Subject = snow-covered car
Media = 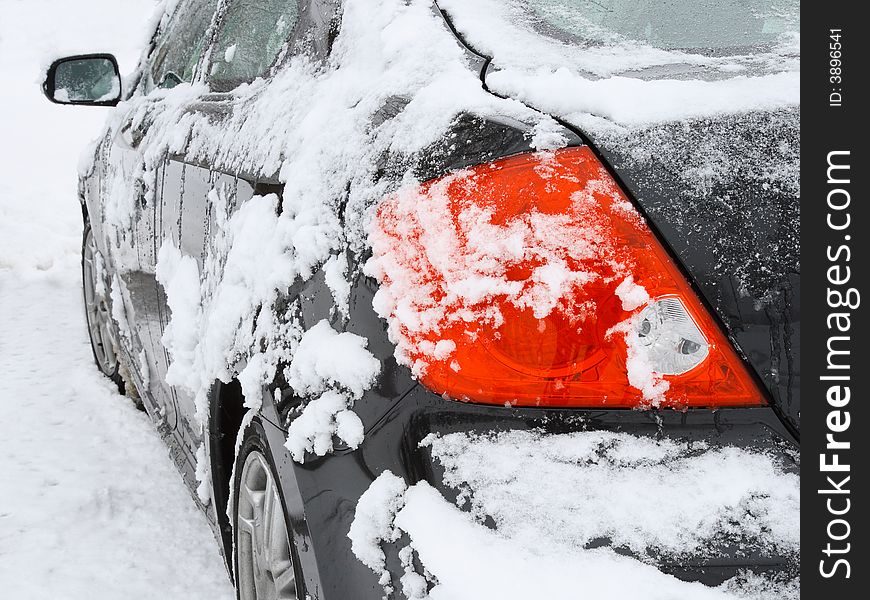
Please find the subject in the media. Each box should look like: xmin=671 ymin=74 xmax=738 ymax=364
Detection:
xmin=44 ymin=0 xmax=799 ymax=598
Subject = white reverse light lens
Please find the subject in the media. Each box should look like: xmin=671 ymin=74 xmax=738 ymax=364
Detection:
xmin=635 ymin=297 xmax=709 ymax=375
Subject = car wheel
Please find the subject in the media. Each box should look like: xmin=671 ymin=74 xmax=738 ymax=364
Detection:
xmin=233 ymin=421 xmax=299 ymax=600
xmin=82 ymin=224 xmax=125 ymax=393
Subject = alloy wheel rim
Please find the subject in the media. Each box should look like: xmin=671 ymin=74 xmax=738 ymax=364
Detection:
xmin=237 ymin=450 xmax=296 ymax=600
xmin=83 ymin=230 xmax=118 ymax=375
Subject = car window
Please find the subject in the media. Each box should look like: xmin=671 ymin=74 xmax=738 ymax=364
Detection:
xmin=150 ymin=0 xmax=218 ymax=90
xmin=208 ymin=0 xmax=300 ymax=91
xmin=520 ymin=0 xmax=799 ymax=53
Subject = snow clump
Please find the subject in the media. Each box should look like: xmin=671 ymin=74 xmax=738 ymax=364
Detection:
xmin=347 ymin=470 xmax=409 ymax=594
xmin=283 ymin=319 xmax=381 ymax=461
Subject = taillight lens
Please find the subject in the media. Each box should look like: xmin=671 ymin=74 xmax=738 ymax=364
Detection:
xmin=366 ymin=146 xmax=766 ymax=409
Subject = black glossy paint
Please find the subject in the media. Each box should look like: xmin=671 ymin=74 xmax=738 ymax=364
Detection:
xmin=65 ymin=0 xmax=799 ymax=597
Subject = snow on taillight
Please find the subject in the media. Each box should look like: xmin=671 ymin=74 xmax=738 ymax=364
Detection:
xmin=365 ymin=146 xmax=766 ymax=409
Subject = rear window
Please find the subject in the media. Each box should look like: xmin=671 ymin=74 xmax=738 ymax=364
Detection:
xmin=208 ymin=0 xmax=300 ymax=91
xmin=523 ymin=0 xmax=799 ymax=53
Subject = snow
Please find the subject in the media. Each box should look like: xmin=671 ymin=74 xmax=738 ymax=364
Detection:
xmin=528 ymin=118 xmax=568 ymax=151
xmin=0 ymin=271 xmax=233 ymax=599
xmin=151 ymin=189 xmax=306 ymax=427
xmin=0 ymin=0 xmax=232 ymax=597
xmin=439 ymin=0 xmax=799 ymax=126
xmin=487 ymin=69 xmax=799 ymax=127
xmin=109 ymin=273 xmax=133 ymax=343
xmin=351 ymin=431 xmax=799 ymax=600
xmin=607 ymin=312 xmax=670 ymax=403
xmin=155 ymin=240 xmax=203 ymax=394
xmin=324 ymin=251 xmax=352 ymax=318
xmin=284 ymin=389 xmax=363 ymax=460
xmin=624 ymin=329 xmax=671 ymax=402
xmin=283 ymin=320 xmax=380 ymax=461
xmin=424 ymin=431 xmax=799 ymax=558
xmin=393 ymin=481 xmax=734 ymax=600
xmin=615 ymin=275 xmax=649 ymax=311
xmin=125 ymin=0 xmax=557 ymax=465
xmin=347 ymin=469 xmax=408 ymax=592
xmin=223 ymin=43 xmax=237 ymax=64
xmin=285 ymin=319 xmax=381 ymax=400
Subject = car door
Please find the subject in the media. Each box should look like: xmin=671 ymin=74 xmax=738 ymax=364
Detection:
xmin=151 ymin=0 xmax=304 ymax=459
xmin=101 ymin=0 xmax=217 ymax=439
xmin=157 ymin=161 xmax=258 ymax=463
xmin=144 ymin=0 xmax=223 ymax=482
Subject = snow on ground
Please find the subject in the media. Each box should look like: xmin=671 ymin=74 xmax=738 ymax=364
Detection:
xmin=0 ymin=270 xmax=233 ymax=598
xmin=0 ymin=1 xmax=232 ymax=597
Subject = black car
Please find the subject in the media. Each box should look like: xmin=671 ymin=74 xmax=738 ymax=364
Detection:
xmin=44 ymin=0 xmax=799 ymax=598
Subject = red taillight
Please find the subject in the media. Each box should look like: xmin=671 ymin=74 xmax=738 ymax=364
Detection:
xmin=367 ymin=146 xmax=766 ymax=409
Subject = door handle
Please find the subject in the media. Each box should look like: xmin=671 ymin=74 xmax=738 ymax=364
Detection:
xmin=118 ymin=116 xmax=150 ymax=149
xmin=134 ymin=177 xmax=147 ymax=209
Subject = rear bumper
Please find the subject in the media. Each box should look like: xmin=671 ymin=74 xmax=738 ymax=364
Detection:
xmin=265 ymin=385 xmax=798 ymax=599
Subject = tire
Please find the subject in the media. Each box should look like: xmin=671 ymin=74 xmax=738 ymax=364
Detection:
xmin=233 ymin=419 xmax=301 ymax=600
xmin=81 ymin=224 xmax=125 ymax=393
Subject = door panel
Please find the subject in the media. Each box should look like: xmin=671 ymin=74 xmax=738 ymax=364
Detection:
xmin=156 ymin=159 xmax=206 ymax=460
xmin=154 ymin=159 xmax=192 ymax=454
xmin=154 ymin=159 xmax=258 ymax=459
xmin=179 ymin=160 xmax=212 ymax=272
xmin=99 ymin=117 xmax=179 ymax=430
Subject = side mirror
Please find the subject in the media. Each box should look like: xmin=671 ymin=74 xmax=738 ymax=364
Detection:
xmin=43 ymin=54 xmax=122 ymax=106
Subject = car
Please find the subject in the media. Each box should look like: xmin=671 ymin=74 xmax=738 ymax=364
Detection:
xmin=44 ymin=0 xmax=799 ymax=598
